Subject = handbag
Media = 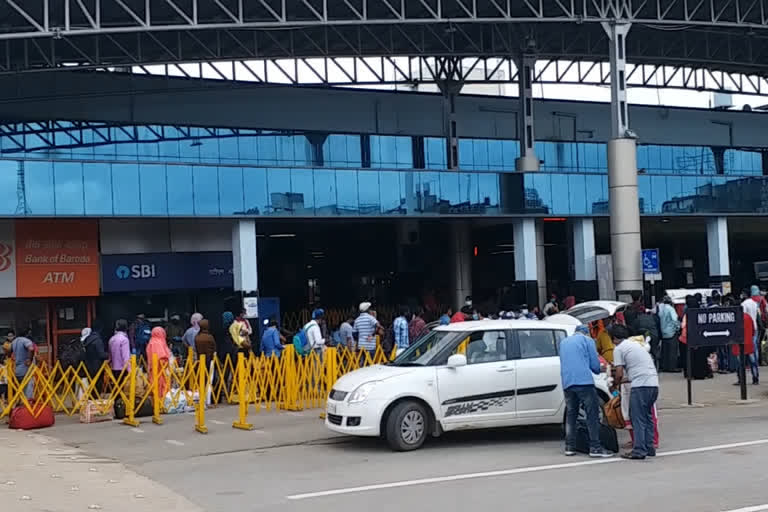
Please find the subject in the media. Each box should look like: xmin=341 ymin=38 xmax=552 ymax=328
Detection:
xmin=602 ymin=394 xmax=625 ymax=429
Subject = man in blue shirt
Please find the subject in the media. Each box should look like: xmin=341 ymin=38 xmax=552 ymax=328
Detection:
xmin=439 ymin=306 xmax=452 ymax=326
xmin=260 ymin=319 xmax=283 ymax=358
xmin=393 ymin=306 xmax=410 ymax=352
xmin=559 ymin=325 xmax=613 ymax=458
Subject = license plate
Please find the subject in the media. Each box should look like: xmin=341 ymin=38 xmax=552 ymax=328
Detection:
xmin=327 ymin=403 xmax=337 ymax=415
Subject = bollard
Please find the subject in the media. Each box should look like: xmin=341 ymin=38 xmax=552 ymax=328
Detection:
xmin=282 ymin=345 xmax=300 ymax=411
xmin=232 ymin=353 xmax=254 ymax=430
xmin=195 ymin=355 xmax=208 ymax=434
xmin=151 ymin=354 xmax=163 ymax=425
xmin=325 ymin=347 xmax=338 ymax=398
xmin=123 ymin=355 xmax=139 ymax=427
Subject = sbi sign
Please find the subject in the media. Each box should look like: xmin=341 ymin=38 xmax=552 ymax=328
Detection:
xmin=116 ymin=264 xmax=157 ymax=280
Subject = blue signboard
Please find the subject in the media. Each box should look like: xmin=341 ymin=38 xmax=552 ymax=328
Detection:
xmin=642 ymin=249 xmax=660 ymax=274
xmin=102 ymin=252 xmax=233 ymax=292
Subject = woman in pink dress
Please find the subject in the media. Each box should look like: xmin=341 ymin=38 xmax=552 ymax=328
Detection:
xmin=146 ymin=327 xmax=171 ymax=398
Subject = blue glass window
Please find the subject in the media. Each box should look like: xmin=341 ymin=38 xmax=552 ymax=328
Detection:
xmin=193 ymin=166 xmax=220 ymax=215
xmin=83 ymin=162 xmax=113 ymax=215
xmin=111 ymin=163 xmax=140 ymax=215
xmin=0 ymin=160 xmax=18 ymax=215
xmin=166 ymin=165 xmax=194 ymax=216
xmin=139 ymin=164 xmax=168 ymax=216
xmin=53 ymin=161 xmax=84 ymax=215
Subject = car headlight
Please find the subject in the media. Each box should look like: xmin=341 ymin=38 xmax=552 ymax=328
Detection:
xmin=348 ymin=381 xmax=379 ymax=404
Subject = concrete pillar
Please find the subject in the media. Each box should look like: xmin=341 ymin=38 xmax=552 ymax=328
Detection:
xmin=232 ymin=220 xmax=258 ymax=294
xmin=437 ymin=80 xmax=463 ymax=170
xmin=515 ymin=54 xmax=540 ymax=172
xmin=535 ymin=221 xmax=547 ymax=309
xmin=450 ymin=221 xmax=472 ymax=310
xmin=707 ymin=217 xmax=731 ymax=292
xmin=572 ymin=218 xmax=598 ymax=301
xmin=514 ymin=218 xmax=539 ymax=307
xmin=604 ymin=21 xmax=642 ymax=300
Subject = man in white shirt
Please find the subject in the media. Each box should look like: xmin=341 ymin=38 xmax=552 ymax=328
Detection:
xmin=304 ymin=309 xmax=325 ymax=354
xmin=609 ymin=324 xmax=659 ymax=460
xmin=742 ymin=293 xmax=758 ymax=331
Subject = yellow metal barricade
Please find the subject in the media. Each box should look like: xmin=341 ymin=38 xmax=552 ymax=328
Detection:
xmin=195 ymin=354 xmax=208 ymax=434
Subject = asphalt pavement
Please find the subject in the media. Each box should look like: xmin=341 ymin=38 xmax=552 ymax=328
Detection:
xmin=5 ymin=372 xmax=768 ymax=512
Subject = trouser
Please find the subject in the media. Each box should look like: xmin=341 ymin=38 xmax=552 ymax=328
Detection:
xmin=358 ymin=349 xmax=377 ymax=367
xmin=564 ymin=385 xmax=601 ymax=454
xmin=660 ymin=337 xmax=679 ymax=371
xmin=629 ymin=386 xmax=659 ymax=457
xmin=736 ymin=352 xmax=760 ymax=382
xmin=15 ymin=371 xmax=34 ymax=400
xmin=717 ymin=345 xmax=731 ymax=372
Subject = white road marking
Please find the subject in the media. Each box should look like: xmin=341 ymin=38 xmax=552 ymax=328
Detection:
xmin=130 ymin=429 xmax=144 ymax=434
xmin=165 ymin=440 xmax=185 ymax=446
xmin=721 ymin=505 xmax=768 ymax=512
xmin=286 ymin=438 xmax=768 ymax=501
xmin=211 ymin=420 xmax=226 ymax=425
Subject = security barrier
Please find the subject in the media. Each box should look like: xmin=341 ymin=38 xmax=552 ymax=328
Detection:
xmin=0 ymin=342 xmax=395 ymax=433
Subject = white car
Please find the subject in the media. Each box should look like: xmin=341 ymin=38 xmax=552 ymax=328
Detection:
xmin=325 ymin=319 xmax=612 ymax=451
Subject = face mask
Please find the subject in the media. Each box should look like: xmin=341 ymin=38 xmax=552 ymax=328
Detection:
xmin=522 ymin=309 xmax=529 ymax=315
xmin=472 ymin=314 xmax=479 ymax=320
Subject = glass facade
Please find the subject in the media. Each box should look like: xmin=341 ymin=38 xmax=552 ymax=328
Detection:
xmin=0 ymin=121 xmax=765 ymax=217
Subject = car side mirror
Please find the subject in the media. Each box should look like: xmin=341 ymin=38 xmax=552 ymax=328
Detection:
xmin=447 ymin=354 xmax=467 ymax=368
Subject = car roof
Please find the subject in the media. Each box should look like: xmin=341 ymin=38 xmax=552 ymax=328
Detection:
xmin=434 ymin=319 xmax=568 ymax=331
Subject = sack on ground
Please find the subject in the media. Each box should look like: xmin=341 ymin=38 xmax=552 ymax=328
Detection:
xmin=80 ymin=399 xmax=114 ymax=424
xmin=602 ymin=395 xmax=625 ymax=429
xmin=114 ymin=396 xmax=153 ymax=419
xmin=9 ymin=403 xmax=55 ymax=430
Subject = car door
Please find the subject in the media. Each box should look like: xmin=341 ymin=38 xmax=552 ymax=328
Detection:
xmin=436 ymin=329 xmax=517 ymax=429
xmin=512 ymin=328 xmax=567 ymax=419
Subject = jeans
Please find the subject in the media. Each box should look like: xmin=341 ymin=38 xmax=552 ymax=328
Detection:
xmin=737 ymin=352 xmax=760 ymax=382
xmin=629 ymin=386 xmax=659 ymax=457
xmin=15 ymin=371 xmax=34 ymax=400
xmin=564 ymin=385 xmax=601 ymax=453
xmin=717 ymin=345 xmax=730 ymax=372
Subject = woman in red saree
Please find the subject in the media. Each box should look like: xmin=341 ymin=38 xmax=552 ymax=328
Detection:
xmin=146 ymin=327 xmax=171 ymax=398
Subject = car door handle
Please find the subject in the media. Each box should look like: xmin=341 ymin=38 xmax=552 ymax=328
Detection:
xmin=496 ymin=366 xmax=515 ymax=373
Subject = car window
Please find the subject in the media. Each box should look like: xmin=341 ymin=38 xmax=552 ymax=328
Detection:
xmin=554 ymin=330 xmax=566 ymax=351
xmin=465 ymin=330 xmax=508 ymax=365
xmin=517 ymin=330 xmax=557 ymax=359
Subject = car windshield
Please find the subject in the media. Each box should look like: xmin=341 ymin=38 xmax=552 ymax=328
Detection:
xmin=390 ymin=329 xmax=461 ymax=366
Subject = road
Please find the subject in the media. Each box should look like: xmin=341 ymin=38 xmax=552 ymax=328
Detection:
xmin=6 ymin=373 xmax=768 ymax=512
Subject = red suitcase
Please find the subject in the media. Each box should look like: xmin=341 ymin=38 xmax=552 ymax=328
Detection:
xmin=9 ymin=403 xmax=55 ymax=430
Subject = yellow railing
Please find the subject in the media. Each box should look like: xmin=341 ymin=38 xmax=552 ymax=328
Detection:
xmin=0 ymin=342 xmax=396 ymax=433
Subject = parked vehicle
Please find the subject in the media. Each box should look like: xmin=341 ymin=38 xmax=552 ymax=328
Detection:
xmin=325 ymin=319 xmax=613 ymax=451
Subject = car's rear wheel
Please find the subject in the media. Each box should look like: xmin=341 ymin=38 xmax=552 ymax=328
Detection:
xmin=385 ymin=401 xmax=428 ymax=451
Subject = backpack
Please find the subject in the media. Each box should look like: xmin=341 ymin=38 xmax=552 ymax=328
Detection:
xmin=134 ymin=322 xmax=152 ymax=354
xmin=293 ymin=323 xmax=315 ymax=356
xmin=602 ymin=395 xmax=625 ymax=430
xmin=59 ymin=337 xmax=86 ymax=369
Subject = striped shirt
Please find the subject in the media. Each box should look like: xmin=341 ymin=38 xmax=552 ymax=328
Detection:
xmin=393 ymin=316 xmax=409 ymax=349
xmin=354 ymin=313 xmax=379 ymax=352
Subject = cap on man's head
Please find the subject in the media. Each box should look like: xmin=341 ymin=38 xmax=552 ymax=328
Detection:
xmin=312 ymin=308 xmax=325 ymax=319
xmin=575 ymin=325 xmax=590 ymax=335
xmin=751 ymin=285 xmax=761 ymax=296
xmin=359 ymin=302 xmax=371 ymax=313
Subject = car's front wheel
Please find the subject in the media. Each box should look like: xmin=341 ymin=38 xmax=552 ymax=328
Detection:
xmin=385 ymin=401 xmax=429 ymax=451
